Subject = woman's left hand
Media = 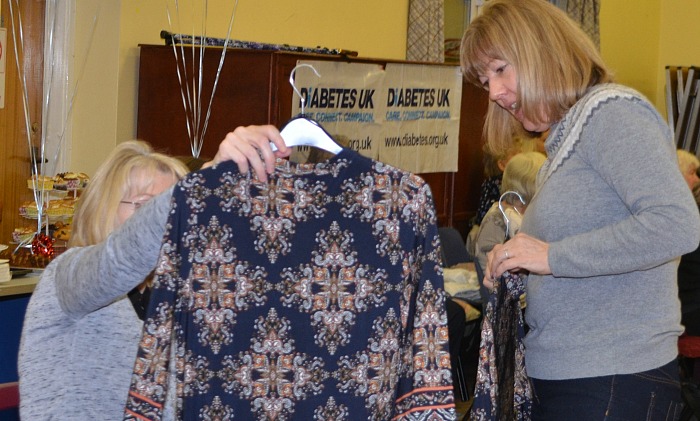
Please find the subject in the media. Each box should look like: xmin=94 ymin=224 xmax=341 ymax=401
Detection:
xmin=483 ymin=232 xmax=551 ymax=289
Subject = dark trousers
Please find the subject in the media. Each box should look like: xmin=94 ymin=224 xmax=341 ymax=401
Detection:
xmin=531 ymin=360 xmax=684 ymax=420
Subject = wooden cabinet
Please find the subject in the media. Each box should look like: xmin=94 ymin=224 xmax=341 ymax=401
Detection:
xmin=0 ymin=0 xmax=46 ymax=247
xmin=136 ymin=45 xmax=487 ymax=236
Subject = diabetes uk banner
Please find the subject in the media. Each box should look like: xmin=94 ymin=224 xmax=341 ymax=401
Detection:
xmin=379 ymin=63 xmax=462 ymax=173
xmin=289 ymin=61 xmax=385 ymax=163
xmin=289 ymin=60 xmax=462 ymax=173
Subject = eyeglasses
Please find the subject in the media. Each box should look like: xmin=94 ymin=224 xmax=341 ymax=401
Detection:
xmin=119 ymin=200 xmax=147 ymax=209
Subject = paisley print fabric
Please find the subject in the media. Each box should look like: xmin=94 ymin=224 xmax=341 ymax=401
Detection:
xmin=470 ymin=271 xmax=531 ymax=421
xmin=124 ymin=149 xmax=456 ymax=420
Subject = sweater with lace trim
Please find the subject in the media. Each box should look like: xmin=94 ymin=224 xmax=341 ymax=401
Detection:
xmin=521 ymin=84 xmax=700 ymax=380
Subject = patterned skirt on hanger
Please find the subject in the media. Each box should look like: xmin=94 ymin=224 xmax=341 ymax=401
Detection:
xmin=470 ymin=271 xmax=532 ymax=421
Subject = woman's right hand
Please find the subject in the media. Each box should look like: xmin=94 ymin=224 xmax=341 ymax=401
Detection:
xmin=204 ymin=125 xmax=292 ymax=182
xmin=483 ymin=232 xmax=551 ymax=289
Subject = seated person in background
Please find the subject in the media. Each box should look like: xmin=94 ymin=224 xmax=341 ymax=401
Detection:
xmin=466 ymin=134 xmax=542 ymax=258
xmin=679 ymin=183 xmax=700 ymax=336
xmin=677 ymin=149 xmax=700 ymax=190
xmin=473 ymin=151 xmax=546 ymax=301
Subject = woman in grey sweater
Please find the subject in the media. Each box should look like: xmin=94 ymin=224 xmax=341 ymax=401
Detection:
xmin=461 ymin=0 xmax=700 ymax=419
xmin=18 ymin=127 xmax=290 ymax=420
xmin=19 ymin=141 xmax=188 ymax=420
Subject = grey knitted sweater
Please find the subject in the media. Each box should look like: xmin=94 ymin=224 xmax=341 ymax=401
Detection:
xmin=521 ymin=84 xmax=700 ymax=380
xmin=18 ymin=191 xmax=172 ymax=420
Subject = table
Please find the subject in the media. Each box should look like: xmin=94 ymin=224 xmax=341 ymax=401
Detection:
xmin=0 ymin=274 xmax=40 ymax=297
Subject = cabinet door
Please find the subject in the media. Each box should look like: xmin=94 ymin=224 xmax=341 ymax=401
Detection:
xmin=0 ymin=0 xmax=46 ymax=246
xmin=137 ymin=45 xmax=275 ymax=159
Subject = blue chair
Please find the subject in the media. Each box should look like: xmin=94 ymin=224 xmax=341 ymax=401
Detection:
xmin=438 ymin=227 xmax=471 ymax=267
xmin=438 ymin=227 xmax=482 ymax=402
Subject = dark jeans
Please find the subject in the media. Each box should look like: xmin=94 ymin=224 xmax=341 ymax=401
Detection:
xmin=531 ymin=360 xmax=684 ymax=421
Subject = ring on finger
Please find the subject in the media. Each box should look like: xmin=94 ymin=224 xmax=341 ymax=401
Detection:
xmin=504 ymin=249 xmax=510 ymax=259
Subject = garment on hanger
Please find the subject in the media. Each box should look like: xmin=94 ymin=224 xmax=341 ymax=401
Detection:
xmin=123 ymin=149 xmax=456 ymax=420
xmin=470 ymin=270 xmax=531 ymax=421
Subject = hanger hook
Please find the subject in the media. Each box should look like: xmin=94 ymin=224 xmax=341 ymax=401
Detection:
xmin=289 ymin=63 xmax=321 ymax=115
xmin=498 ymin=190 xmax=526 ymax=239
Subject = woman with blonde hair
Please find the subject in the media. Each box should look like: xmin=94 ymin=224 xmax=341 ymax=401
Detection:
xmin=462 ymin=0 xmax=699 ymax=418
xmin=473 ymin=151 xmax=545 ymax=302
xmin=19 ymin=129 xmax=290 ymax=420
xmin=19 ymin=141 xmax=188 ymax=419
xmin=69 ymin=141 xmax=187 ymax=246
xmin=466 ymin=134 xmax=540 ymax=257
xmin=476 ymin=134 xmax=538 ymax=221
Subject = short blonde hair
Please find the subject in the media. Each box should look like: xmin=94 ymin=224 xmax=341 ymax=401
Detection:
xmin=460 ymin=0 xmax=612 ymax=154
xmin=677 ymin=149 xmax=700 ymax=176
xmin=501 ymin=151 xmax=546 ymax=204
xmin=69 ymin=141 xmax=188 ymax=247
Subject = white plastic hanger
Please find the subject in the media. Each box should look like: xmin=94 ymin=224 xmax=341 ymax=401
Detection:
xmin=272 ymin=64 xmax=342 ymax=154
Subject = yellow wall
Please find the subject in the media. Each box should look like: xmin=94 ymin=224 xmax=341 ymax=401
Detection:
xmin=599 ymin=0 xmax=660 ymax=105
xmin=74 ymin=0 xmax=409 ymax=175
xmin=72 ymin=0 xmax=700 ymax=175
xmin=72 ymin=0 xmax=122 ymax=176
xmin=657 ymin=0 xmax=700 ymax=119
xmin=444 ymin=0 xmax=468 ymax=41
xmin=600 ymin=0 xmax=700 ymax=119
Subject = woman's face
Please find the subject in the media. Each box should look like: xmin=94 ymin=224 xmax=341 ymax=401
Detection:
xmin=685 ymin=165 xmax=700 ymax=189
xmin=478 ymin=58 xmax=551 ymax=133
xmin=116 ymin=169 xmax=178 ymax=226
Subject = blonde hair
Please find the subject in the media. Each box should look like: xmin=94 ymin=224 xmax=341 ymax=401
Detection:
xmin=677 ymin=149 xmax=700 ymax=176
xmin=482 ymin=133 xmax=539 ymax=178
xmin=69 ymin=141 xmax=188 ymax=247
xmin=460 ymin=0 xmax=612 ymax=153
xmin=501 ymin=151 xmax=546 ymax=204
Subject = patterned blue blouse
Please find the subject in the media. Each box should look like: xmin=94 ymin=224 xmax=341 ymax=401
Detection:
xmin=124 ymin=149 xmax=456 ymax=420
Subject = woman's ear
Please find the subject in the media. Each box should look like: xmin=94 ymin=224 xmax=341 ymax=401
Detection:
xmin=497 ymin=159 xmax=508 ymax=172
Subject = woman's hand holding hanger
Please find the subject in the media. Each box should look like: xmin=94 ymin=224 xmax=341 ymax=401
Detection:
xmin=483 ymin=233 xmax=552 ymax=290
xmin=204 ymin=125 xmax=292 ymax=182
